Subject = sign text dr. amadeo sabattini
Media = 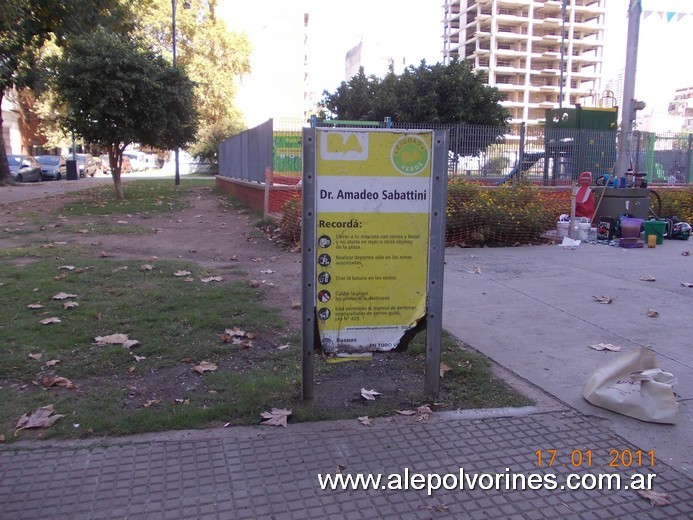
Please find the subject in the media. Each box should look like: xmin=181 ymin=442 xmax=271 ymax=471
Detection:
xmin=314 ymin=129 xmax=433 ymax=353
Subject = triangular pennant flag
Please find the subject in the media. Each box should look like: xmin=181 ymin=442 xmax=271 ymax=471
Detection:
xmin=666 ymin=11 xmax=675 ymax=22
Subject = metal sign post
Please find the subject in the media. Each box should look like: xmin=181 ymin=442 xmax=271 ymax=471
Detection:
xmin=302 ymin=128 xmax=448 ymax=400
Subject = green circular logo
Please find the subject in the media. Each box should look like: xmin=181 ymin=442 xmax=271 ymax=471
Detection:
xmin=391 ymin=135 xmax=429 ymax=175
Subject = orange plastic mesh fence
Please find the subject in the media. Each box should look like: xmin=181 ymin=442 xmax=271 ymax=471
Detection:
xmin=267 ymin=179 xmax=575 ymax=247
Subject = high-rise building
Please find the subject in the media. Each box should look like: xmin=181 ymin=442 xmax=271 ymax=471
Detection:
xmin=443 ymin=0 xmax=606 ymax=124
xmin=668 ymin=86 xmax=693 ymax=132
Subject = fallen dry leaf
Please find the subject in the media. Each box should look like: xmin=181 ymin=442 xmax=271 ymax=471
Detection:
xmin=593 ymin=295 xmax=616 ymax=304
xmin=469 ymin=265 xmax=482 ymax=274
xmin=41 ymin=376 xmax=77 ymax=389
xmin=638 ymin=489 xmax=671 ymax=507
xmin=589 ymin=343 xmax=621 ymax=352
xmin=123 ymin=339 xmax=141 ymax=349
xmin=173 ymin=270 xmax=192 ymax=277
xmin=647 ymin=309 xmax=659 ymax=318
xmin=45 ymin=359 xmax=60 ymax=367
xmin=52 ymin=292 xmax=77 ymax=300
xmin=639 ymin=275 xmax=656 ymax=282
xmin=230 ymin=255 xmax=239 ymax=261
xmin=141 ymin=399 xmax=162 ymax=408
xmin=291 ymin=300 xmax=301 ymax=309
xmin=139 ymin=264 xmax=155 ymax=271
xmin=249 ymin=279 xmax=261 ymax=288
xmin=16 ymin=405 xmax=64 ymax=430
xmin=28 ymin=353 xmax=43 ymax=360
xmin=127 ymin=366 xmax=136 ymax=374
xmin=201 ymin=276 xmax=223 ymax=283
xmin=63 ymin=301 xmax=79 ymax=309
xmin=277 ymin=344 xmax=290 ymax=350
xmin=260 ymin=269 xmax=275 ymax=274
xmin=682 ymin=282 xmax=693 ymax=288
xmin=54 ymin=273 xmax=68 ymax=280
xmin=336 ymin=464 xmax=347 ymax=474
xmin=358 ymin=416 xmax=372 ymax=426
xmin=361 ymin=388 xmax=382 ymax=401
xmin=417 ymin=405 xmax=433 ymax=415
xmin=113 ymin=266 xmax=128 ymax=272
xmin=0 ymin=434 xmax=4 ymax=443
xmin=59 ymin=265 xmax=75 ymax=271
xmin=682 ymin=251 xmax=690 ymax=256
xmin=192 ymin=361 xmax=218 ymax=374
xmin=396 ymin=410 xmax=416 ymax=416
xmin=94 ymin=333 xmax=130 ymax=345
xmin=133 ymin=355 xmax=146 ymax=362
xmin=440 ymin=363 xmax=452 ymax=378
xmin=26 ymin=303 xmax=44 ymax=309
xmin=40 ymin=317 xmax=61 ymax=325
xmin=260 ymin=408 xmax=292 ymax=427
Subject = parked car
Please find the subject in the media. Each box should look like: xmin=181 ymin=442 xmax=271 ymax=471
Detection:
xmin=119 ymin=155 xmax=133 ymax=174
xmin=34 ymin=155 xmax=66 ymax=180
xmin=100 ymin=154 xmax=132 ymax=174
xmin=123 ymin=152 xmax=144 ymax=171
xmin=7 ymin=154 xmax=42 ymax=182
xmin=99 ymin=154 xmax=110 ymax=174
xmin=76 ymin=153 xmax=98 ymax=177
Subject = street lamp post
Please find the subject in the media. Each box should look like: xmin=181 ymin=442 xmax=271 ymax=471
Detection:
xmin=559 ymin=0 xmax=568 ymax=109
xmin=171 ymin=0 xmax=190 ymax=186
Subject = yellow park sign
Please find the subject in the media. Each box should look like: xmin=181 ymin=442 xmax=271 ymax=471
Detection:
xmin=312 ymin=129 xmax=433 ymax=353
xmin=301 ymin=126 xmax=448 ymax=399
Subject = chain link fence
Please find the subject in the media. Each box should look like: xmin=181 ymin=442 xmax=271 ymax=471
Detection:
xmin=218 ymin=118 xmax=692 ymax=245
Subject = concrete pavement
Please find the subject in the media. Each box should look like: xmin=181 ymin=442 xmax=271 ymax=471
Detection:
xmin=1 ymin=409 xmax=691 ymax=519
xmin=442 ymin=239 xmax=693 ymax=476
xmin=1 ymin=182 xmax=692 ymax=517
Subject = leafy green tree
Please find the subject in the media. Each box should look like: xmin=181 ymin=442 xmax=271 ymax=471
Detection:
xmin=319 ymin=59 xmax=511 ymax=155
xmin=135 ymin=0 xmax=251 ymax=160
xmin=0 ymin=0 xmax=126 ymax=185
xmin=52 ymin=29 xmax=198 ymax=199
xmin=188 ymin=114 xmax=245 ymax=164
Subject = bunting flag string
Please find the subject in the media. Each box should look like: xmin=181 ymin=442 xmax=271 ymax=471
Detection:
xmin=639 ymin=0 xmax=693 ymax=19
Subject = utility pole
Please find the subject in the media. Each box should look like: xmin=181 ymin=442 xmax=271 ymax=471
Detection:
xmin=171 ymin=0 xmax=190 ymax=186
xmin=559 ymin=0 xmax=568 ymax=108
xmin=615 ymin=0 xmax=644 ymax=179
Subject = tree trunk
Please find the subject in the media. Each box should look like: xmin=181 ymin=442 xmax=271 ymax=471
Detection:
xmin=0 ymin=90 xmax=12 ymax=186
xmin=112 ymin=169 xmax=124 ymax=200
xmin=110 ymin=146 xmax=125 ymax=200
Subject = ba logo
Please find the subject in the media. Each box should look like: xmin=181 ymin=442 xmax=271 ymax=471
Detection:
xmin=391 ymin=135 xmax=429 ymax=175
xmin=320 ymin=132 xmax=368 ymax=161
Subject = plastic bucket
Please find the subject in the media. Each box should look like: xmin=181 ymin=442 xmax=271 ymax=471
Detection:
xmin=577 ymin=221 xmax=591 ymax=241
xmin=644 ymin=220 xmax=666 ymax=245
xmin=556 ymin=221 xmax=569 ymax=239
xmin=620 ymin=217 xmax=643 ymax=239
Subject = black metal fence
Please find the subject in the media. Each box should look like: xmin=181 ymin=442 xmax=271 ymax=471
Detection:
xmin=218 ymin=118 xmax=693 ymax=186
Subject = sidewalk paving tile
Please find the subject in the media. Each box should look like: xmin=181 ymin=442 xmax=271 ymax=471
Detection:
xmin=1 ymin=411 xmax=691 ymax=519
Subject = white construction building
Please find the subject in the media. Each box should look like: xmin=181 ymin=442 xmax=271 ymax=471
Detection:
xmin=443 ymin=0 xmax=606 ymax=124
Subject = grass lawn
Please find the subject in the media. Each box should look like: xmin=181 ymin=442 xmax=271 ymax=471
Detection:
xmin=0 ymin=179 xmax=532 ymax=441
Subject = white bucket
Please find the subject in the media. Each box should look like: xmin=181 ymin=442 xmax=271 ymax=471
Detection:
xmin=556 ymin=221 xmax=570 ymax=239
xmin=577 ymin=221 xmax=590 ymax=241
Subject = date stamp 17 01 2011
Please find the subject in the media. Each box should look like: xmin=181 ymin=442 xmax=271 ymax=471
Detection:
xmin=534 ymin=449 xmax=655 ymax=468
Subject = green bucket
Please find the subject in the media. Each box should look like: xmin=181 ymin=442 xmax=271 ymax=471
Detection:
xmin=644 ymin=220 xmax=666 ymax=245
